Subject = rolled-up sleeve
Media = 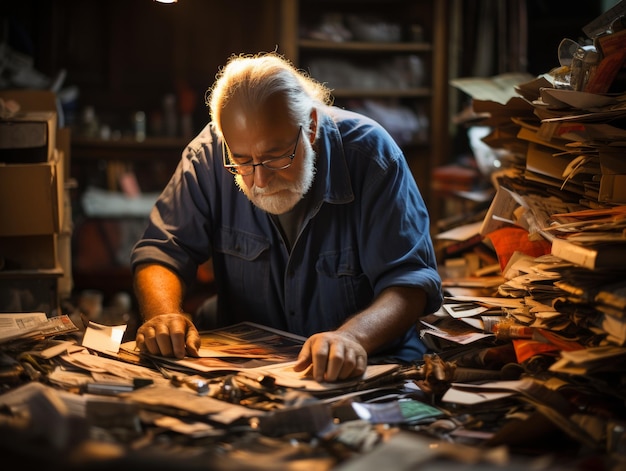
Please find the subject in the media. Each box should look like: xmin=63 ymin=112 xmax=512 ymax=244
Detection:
xmin=359 ymin=145 xmax=442 ymax=314
xmin=130 ymin=125 xmax=218 ymax=286
xmin=331 ymin=117 xmax=442 ymax=316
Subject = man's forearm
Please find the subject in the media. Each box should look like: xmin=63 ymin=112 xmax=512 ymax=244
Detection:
xmin=337 ymin=286 xmax=427 ymax=354
xmin=133 ymin=263 xmax=188 ymax=321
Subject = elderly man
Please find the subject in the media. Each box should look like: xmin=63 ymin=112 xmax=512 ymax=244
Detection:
xmin=131 ymin=52 xmax=442 ymax=382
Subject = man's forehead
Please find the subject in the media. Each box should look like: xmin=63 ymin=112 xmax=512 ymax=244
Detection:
xmin=221 ymin=94 xmax=292 ymax=141
xmin=223 ymin=93 xmax=289 ymax=124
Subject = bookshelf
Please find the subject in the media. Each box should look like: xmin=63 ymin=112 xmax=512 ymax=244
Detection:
xmin=278 ymin=0 xmax=450 ymax=222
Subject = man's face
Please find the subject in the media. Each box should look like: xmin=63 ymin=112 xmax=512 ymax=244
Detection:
xmin=220 ymin=94 xmax=316 ymax=215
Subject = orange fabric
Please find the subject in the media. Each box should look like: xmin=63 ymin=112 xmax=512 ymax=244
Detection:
xmin=512 ymin=338 xmax=560 ymax=364
xmin=196 ymin=260 xmax=215 ymax=284
xmin=486 ymin=226 xmax=552 ymax=272
xmin=512 ymin=329 xmax=584 ymax=364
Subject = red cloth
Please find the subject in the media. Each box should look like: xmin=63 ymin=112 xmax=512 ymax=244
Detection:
xmin=486 ymin=226 xmax=552 ymax=272
xmin=512 ymin=338 xmax=561 ymax=364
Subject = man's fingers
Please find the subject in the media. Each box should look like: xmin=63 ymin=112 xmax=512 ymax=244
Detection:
xmin=312 ymin=339 xmax=330 ymax=382
xmin=155 ymin=324 xmax=175 ymax=357
xmin=135 ymin=331 xmax=146 ymax=351
xmin=336 ymin=347 xmax=358 ymax=380
xmin=323 ymin=343 xmax=344 ymax=382
xmin=296 ymin=332 xmax=369 ymax=382
xmin=293 ymin=340 xmax=313 ymax=372
xmin=355 ymin=354 xmax=367 ymax=376
xmin=170 ymin=331 xmax=188 ymax=359
xmin=185 ymin=329 xmax=201 ymax=357
xmin=135 ymin=314 xmax=199 ymax=358
xmin=143 ymin=331 xmax=162 ymax=355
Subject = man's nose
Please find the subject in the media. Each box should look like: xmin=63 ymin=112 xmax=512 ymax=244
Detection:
xmin=252 ymin=164 xmax=272 ymax=187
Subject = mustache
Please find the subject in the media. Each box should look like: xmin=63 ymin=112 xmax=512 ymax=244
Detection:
xmin=252 ymin=183 xmax=293 ymax=196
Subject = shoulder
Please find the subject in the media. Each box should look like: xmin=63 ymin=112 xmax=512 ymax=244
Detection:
xmin=183 ymin=122 xmax=219 ymax=161
xmin=321 ymin=107 xmax=404 ymax=170
xmin=327 ymin=107 xmax=389 ymax=136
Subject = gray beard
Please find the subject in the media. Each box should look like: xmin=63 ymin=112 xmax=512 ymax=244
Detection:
xmin=235 ymin=139 xmax=316 ymax=215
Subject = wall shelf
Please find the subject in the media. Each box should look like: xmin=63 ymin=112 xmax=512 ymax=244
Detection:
xmin=298 ymin=38 xmax=433 ymax=53
xmin=280 ymin=0 xmax=450 ymax=223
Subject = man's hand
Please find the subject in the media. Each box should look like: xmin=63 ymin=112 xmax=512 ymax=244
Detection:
xmin=293 ymin=331 xmax=367 ymax=382
xmin=135 ymin=313 xmax=200 ymax=359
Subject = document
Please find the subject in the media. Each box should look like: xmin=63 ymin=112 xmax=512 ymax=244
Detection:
xmin=0 ymin=312 xmax=78 ymax=344
xmin=419 ymin=319 xmax=494 ymax=346
xmin=122 ymin=322 xmax=401 ymax=393
xmin=248 ymin=361 xmax=400 ymax=392
xmin=450 ymin=72 xmax=535 ymax=105
xmin=549 ymin=345 xmax=626 ymax=375
xmin=441 ymin=378 xmax=535 ymax=406
xmin=82 ymin=321 xmax=127 ymax=355
xmin=550 ymin=237 xmax=626 ymax=270
xmin=538 ymin=88 xmax=623 ymax=111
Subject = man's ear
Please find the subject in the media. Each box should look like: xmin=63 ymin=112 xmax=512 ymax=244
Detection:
xmin=308 ymin=108 xmax=318 ymax=144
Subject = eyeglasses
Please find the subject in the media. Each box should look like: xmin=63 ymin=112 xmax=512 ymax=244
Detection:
xmin=222 ymin=127 xmax=302 ymax=176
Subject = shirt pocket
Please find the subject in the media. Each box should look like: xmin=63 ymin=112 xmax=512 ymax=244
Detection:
xmin=315 ymin=248 xmax=371 ymax=326
xmin=214 ymin=227 xmax=271 ymax=311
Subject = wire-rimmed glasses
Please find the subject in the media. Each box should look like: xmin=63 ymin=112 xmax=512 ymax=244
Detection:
xmin=222 ymin=127 xmax=302 ymax=176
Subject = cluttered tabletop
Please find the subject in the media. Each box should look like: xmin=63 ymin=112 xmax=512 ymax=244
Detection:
xmin=0 ymin=311 xmax=624 ymax=471
xmin=4 ymin=3 xmax=626 ymax=469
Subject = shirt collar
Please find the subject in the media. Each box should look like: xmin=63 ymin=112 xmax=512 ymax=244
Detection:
xmin=311 ymin=110 xmax=355 ymax=206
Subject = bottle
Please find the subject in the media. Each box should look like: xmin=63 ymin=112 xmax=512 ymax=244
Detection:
xmin=80 ymin=106 xmax=99 ymax=138
xmin=163 ymin=94 xmax=178 ymax=137
xmin=581 ymin=50 xmax=600 ymax=92
xmin=570 ymin=45 xmax=599 ymax=91
xmin=492 ymin=322 xmax=533 ymax=341
xmin=134 ymin=111 xmax=146 ymax=142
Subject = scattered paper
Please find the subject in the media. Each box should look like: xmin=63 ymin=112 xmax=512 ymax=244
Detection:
xmin=82 ymin=321 xmax=127 ymax=355
xmin=0 ymin=313 xmax=78 ymax=344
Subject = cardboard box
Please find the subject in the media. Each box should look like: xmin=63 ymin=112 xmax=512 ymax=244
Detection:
xmin=0 ymin=234 xmax=60 ymax=270
xmin=0 ymin=148 xmax=65 ymax=236
xmin=0 ymin=111 xmax=57 ymax=164
xmin=0 ymin=270 xmax=62 ymax=316
xmin=57 ymin=126 xmax=71 ymax=182
xmin=0 ymin=89 xmax=57 ymax=112
xmin=0 ymin=90 xmax=70 ymax=306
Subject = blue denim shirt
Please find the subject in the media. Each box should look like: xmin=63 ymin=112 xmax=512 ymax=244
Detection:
xmin=131 ymin=107 xmax=443 ymax=362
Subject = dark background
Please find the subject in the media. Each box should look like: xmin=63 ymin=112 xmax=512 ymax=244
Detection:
xmin=0 ymin=0 xmax=609 ymax=137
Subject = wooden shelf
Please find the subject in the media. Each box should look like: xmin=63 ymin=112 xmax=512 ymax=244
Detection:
xmin=71 ymin=137 xmax=189 ymax=161
xmin=331 ymin=87 xmax=432 ymax=98
xmin=298 ymin=38 xmax=433 ymax=53
xmin=280 ymin=0 xmax=450 ymax=225
xmin=0 ymin=268 xmax=64 ymax=278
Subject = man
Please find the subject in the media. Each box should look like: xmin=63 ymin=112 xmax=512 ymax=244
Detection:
xmin=131 ymin=52 xmax=442 ymax=383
